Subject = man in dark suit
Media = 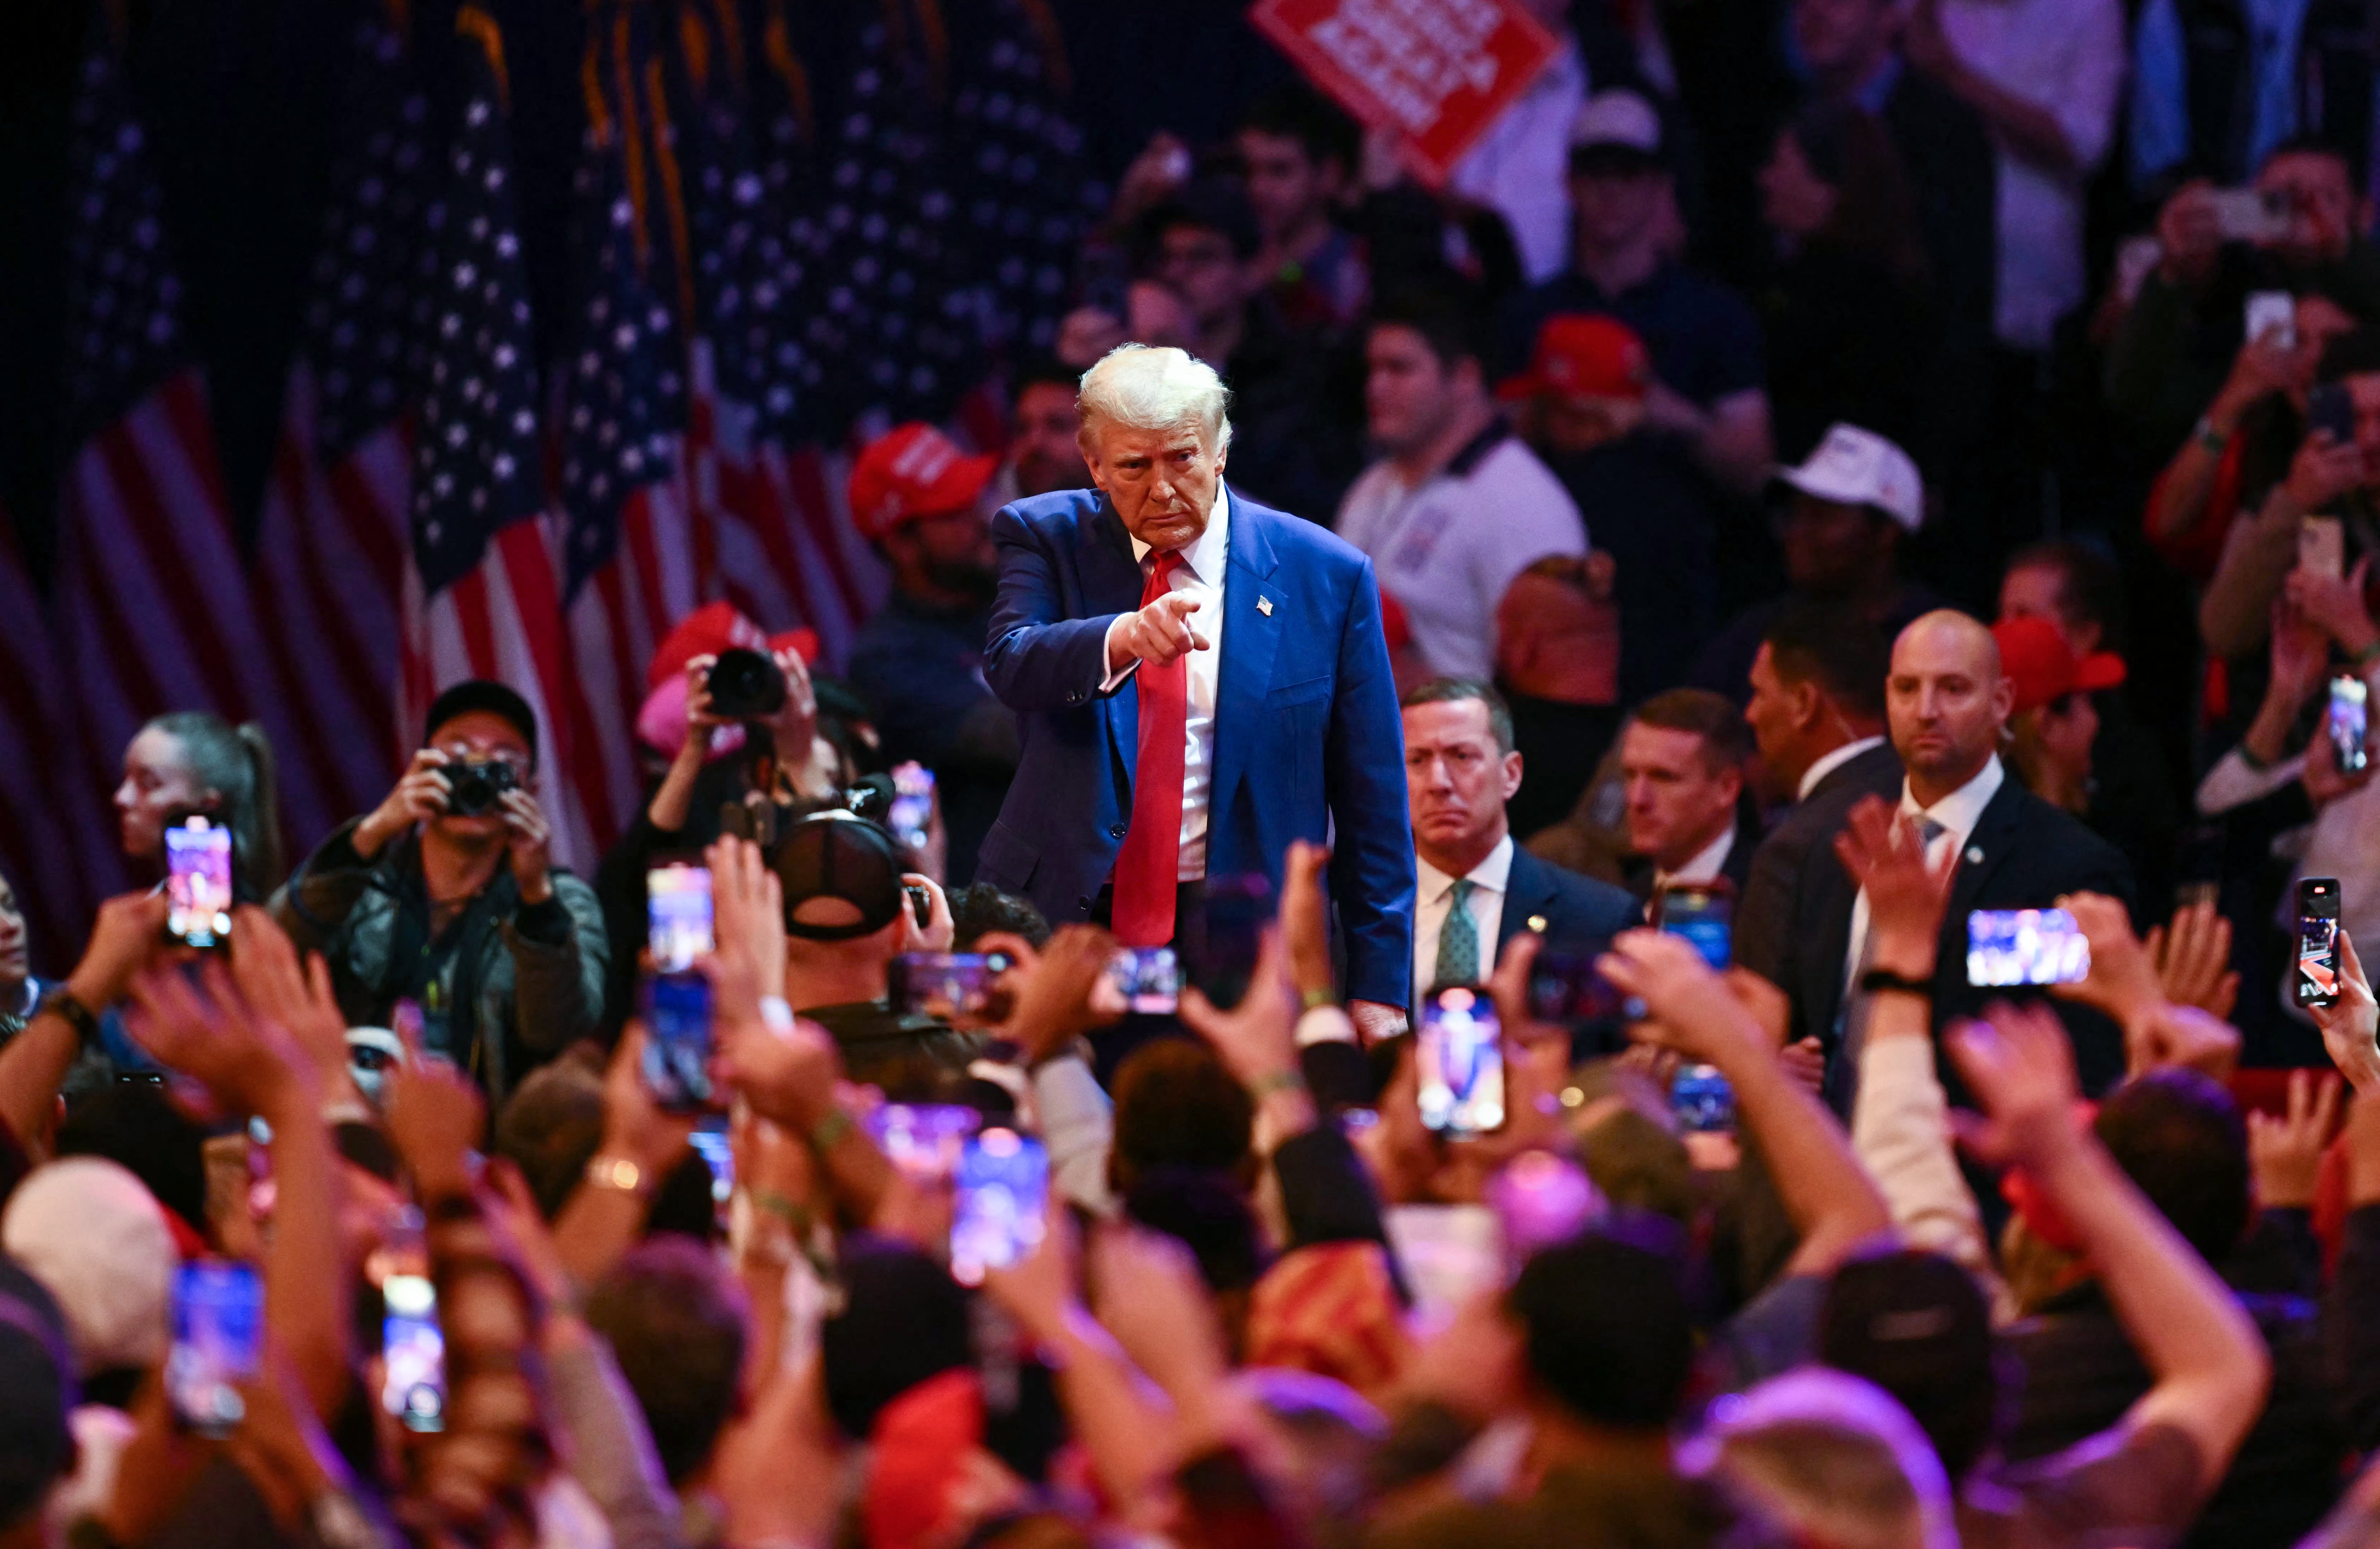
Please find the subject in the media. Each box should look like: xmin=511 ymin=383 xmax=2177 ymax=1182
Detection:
xmin=979 ymin=344 xmax=1415 ymax=1039
xmin=1616 ymin=689 xmax=1761 ymax=905
xmin=1735 ymin=601 xmax=1900 ymax=1001
xmin=1777 ymin=611 xmax=2134 ymax=1104
xmin=1401 ymin=679 xmax=1636 ymax=1000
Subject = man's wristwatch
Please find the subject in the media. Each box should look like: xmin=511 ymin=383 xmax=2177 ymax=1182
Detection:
xmin=38 ymin=989 xmax=102 ymax=1051
xmin=1857 ymin=967 xmax=1934 ymax=999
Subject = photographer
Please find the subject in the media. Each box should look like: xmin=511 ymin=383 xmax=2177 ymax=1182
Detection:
xmin=272 ymin=681 xmax=608 ymax=1107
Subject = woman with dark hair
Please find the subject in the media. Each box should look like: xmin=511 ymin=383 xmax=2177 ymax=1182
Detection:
xmin=1754 ymin=103 xmax=1934 ymax=464
xmin=113 ymin=712 xmax=285 ymax=902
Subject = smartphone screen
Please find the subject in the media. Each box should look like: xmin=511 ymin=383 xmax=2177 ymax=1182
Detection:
xmin=887 ymin=762 xmax=935 ymax=850
xmin=2298 ymin=877 xmax=2343 ymax=1007
xmin=647 ymin=865 xmax=714 ymax=974
xmin=1417 ymin=985 xmax=1505 ymax=1136
xmin=168 ymin=1259 xmax=262 ymax=1435
xmin=867 ymin=1103 xmax=981 ymax=1190
xmin=1107 ymin=946 xmax=1181 ymax=1013
xmin=950 ymin=1127 xmax=1048 ymax=1286
xmin=1965 ymin=908 xmax=2091 ymax=986
xmin=165 ymin=816 xmax=235 ymax=950
xmin=640 ymin=973 xmax=716 ymax=1111
xmin=690 ymin=1117 xmax=733 ymax=1213
xmin=2246 ymin=289 xmax=2297 ymax=349
xmin=889 ymin=952 xmax=1015 ymax=1019
xmin=381 ymin=1273 xmax=446 ymax=1433
xmin=2300 ymin=516 xmax=2347 ymax=581
xmin=2332 ymin=675 xmax=2369 ymax=775
xmin=1672 ymin=1063 xmax=1736 ymax=1133
xmin=1526 ymin=948 xmax=1626 ymax=1024
xmin=1656 ymin=885 xmax=1733 ymax=970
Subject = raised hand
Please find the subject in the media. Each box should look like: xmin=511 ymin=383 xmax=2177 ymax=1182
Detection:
xmin=2249 ymin=1069 xmax=2343 ymax=1209
xmin=382 ymin=1051 xmax=487 ymax=1204
xmin=122 ymin=958 xmax=314 ymax=1121
xmin=1003 ymin=924 xmax=1121 ymax=1064
xmin=497 ymin=788 xmax=554 ymax=903
xmin=355 ymin=749 xmax=451 ymax=858
xmin=1833 ymin=796 xmax=1955 ymax=979
xmin=2147 ymin=899 xmax=2240 ymax=1020
xmin=2314 ymin=928 xmax=2380 ymax=1092
xmin=2053 ymin=891 xmax=2165 ymax=1028
xmin=64 ymin=890 xmax=171 ymax=1009
xmin=227 ymin=906 xmax=355 ymax=1102
xmin=707 ymin=836 xmax=786 ymax=1002
xmin=1596 ymin=929 xmax=1767 ymax=1071
xmin=1945 ymin=1001 xmax=2085 ymax=1170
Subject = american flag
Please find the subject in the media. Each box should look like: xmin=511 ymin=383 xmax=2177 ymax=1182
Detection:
xmin=0 ymin=505 xmax=79 ymax=962
xmin=672 ymin=0 xmax=883 ymax=665
xmin=557 ymin=90 xmax=700 ymax=850
xmin=253 ymin=6 xmax=432 ymax=850
xmin=399 ymin=10 xmax=585 ymax=867
xmin=56 ymin=40 xmax=278 ymax=917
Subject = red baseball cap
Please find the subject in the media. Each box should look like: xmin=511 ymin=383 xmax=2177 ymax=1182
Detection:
xmin=846 ymin=423 xmax=998 ymax=542
xmin=645 ymin=601 xmax=766 ymax=692
xmin=1992 ymin=615 xmax=2126 ymax=716
xmin=1498 ymin=314 xmax=1652 ymax=404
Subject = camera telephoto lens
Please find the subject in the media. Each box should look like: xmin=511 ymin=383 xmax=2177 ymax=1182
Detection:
xmin=706 ymin=648 xmax=787 ymax=719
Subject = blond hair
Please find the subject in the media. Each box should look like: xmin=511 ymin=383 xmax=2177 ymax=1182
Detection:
xmin=1076 ymin=344 xmax=1233 ymax=455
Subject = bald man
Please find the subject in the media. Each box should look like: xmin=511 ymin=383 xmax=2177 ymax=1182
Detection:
xmin=1766 ymin=611 xmax=2134 ymax=1104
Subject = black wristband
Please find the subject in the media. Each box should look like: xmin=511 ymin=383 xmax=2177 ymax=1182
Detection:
xmin=1857 ymin=968 xmax=1934 ymax=1000
xmin=38 ymin=989 xmax=102 ymax=1050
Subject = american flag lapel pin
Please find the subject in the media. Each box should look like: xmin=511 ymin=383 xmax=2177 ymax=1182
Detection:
xmin=1257 ymin=595 xmax=1273 ymax=617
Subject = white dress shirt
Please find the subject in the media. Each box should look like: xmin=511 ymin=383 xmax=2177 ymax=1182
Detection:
xmin=1097 ymin=487 xmax=1230 ymax=880
xmin=1413 ymin=835 xmax=1514 ymax=1005
xmin=1652 ymin=826 xmax=1734 ymax=893
xmin=1797 ymin=735 xmax=1887 ymax=802
xmin=1845 ymin=754 xmax=2006 ymax=988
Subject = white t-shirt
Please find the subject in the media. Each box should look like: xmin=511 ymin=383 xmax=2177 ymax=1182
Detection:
xmin=1336 ymin=427 xmax=1588 ymax=682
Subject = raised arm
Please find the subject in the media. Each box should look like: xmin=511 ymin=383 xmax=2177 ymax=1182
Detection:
xmin=1327 ymin=556 xmax=1417 ymax=1012
xmin=982 ymin=505 xmax=1130 ymax=713
xmin=1949 ymin=1003 xmax=2270 ymax=1490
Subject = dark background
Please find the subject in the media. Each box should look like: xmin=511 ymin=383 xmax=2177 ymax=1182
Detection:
xmin=0 ymin=0 xmax=1297 ymax=574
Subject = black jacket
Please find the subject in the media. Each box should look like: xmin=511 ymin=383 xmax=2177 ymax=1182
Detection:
xmin=1777 ymin=769 xmax=2135 ymax=1103
xmin=1736 ymin=741 xmax=1904 ymax=999
xmin=1496 ymin=845 xmax=1639 ymax=962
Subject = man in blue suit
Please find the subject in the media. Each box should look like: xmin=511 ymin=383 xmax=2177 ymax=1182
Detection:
xmin=978 ymin=345 xmax=1416 ymax=1037
xmin=1401 ymin=678 xmax=1636 ymax=999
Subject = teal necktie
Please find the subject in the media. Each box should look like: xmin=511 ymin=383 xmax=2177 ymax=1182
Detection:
xmin=1435 ymin=878 xmax=1480 ymax=988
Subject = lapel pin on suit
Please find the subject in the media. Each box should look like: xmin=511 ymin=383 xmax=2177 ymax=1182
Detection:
xmin=1257 ymin=596 xmax=1273 ymax=616
xmin=1966 ymin=846 xmax=1984 ymax=864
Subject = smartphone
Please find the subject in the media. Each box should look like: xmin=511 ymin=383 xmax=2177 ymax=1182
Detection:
xmin=690 ymin=1117 xmax=733 ymax=1213
xmin=1197 ymin=873 xmax=1273 ymax=1008
xmin=1672 ymin=1063 xmax=1736 ymax=1133
xmin=164 ymin=814 xmax=235 ymax=950
xmin=2331 ymin=674 xmax=2370 ymax=775
xmin=1965 ymin=908 xmax=2091 ymax=987
xmin=2298 ymin=877 xmax=2344 ymax=1007
xmin=2309 ymin=382 xmax=2357 ymax=445
xmin=1416 ymin=985 xmax=1505 ymax=1136
xmin=168 ymin=1259 xmax=262 ymax=1435
xmin=1107 ymin=946 xmax=1180 ymax=1013
xmin=2300 ymin=515 xmax=2347 ymax=580
xmin=2246 ymin=289 xmax=2298 ymax=349
xmin=2210 ymin=185 xmax=2291 ymax=243
xmin=640 ymin=972 xmax=717 ymax=1111
xmin=381 ymin=1273 xmax=447 ymax=1433
xmin=647 ymin=864 xmax=715 ymax=974
xmin=887 ymin=762 xmax=935 ymax=851
xmin=949 ymin=1127 xmax=1048 ymax=1287
xmin=1656 ymin=884 xmax=1733 ymax=971
xmin=866 ymin=1103 xmax=981 ymax=1188
xmin=890 ymin=951 xmax=1014 ymax=1019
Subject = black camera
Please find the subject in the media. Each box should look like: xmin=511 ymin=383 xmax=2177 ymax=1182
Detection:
xmin=706 ymin=648 xmax=787 ymax=720
xmin=445 ymin=759 xmax=519 ymax=817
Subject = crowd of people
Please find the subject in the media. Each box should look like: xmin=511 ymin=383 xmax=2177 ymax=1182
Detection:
xmin=13 ymin=0 xmax=2380 ymax=1543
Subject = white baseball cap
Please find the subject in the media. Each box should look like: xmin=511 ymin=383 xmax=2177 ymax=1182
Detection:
xmin=1569 ymin=89 xmax=1664 ymax=157
xmin=3 ymin=1157 xmax=175 ymax=1375
xmin=1772 ymin=423 xmax=1925 ymax=532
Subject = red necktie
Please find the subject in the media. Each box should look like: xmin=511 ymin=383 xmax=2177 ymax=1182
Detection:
xmin=1113 ymin=550 xmax=1187 ymax=945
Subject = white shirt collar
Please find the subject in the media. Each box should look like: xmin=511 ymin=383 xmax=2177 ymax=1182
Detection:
xmin=1898 ymin=753 xmax=2005 ymax=848
xmin=1798 ymin=735 xmax=1887 ymax=802
xmin=1128 ymin=484 xmax=1231 ymax=582
xmin=1656 ymin=825 xmax=1734 ymax=889
xmin=1416 ymin=833 xmax=1515 ymax=904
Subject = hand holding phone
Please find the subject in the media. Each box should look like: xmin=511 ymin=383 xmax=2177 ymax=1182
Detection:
xmin=1107 ymin=946 xmax=1181 ymax=1013
xmin=2331 ymin=675 xmax=2370 ymax=776
xmin=950 ymin=1127 xmax=1048 ymax=1286
xmin=640 ymin=973 xmax=717 ymax=1111
xmin=890 ymin=952 xmax=1015 ymax=1019
xmin=1966 ymin=908 xmax=2091 ymax=987
xmin=647 ymin=864 xmax=715 ymax=973
xmin=169 ymin=1259 xmax=263 ymax=1435
xmin=1656 ymin=884 xmax=1733 ymax=970
xmin=381 ymin=1273 xmax=447 ymax=1432
xmin=2298 ymin=878 xmax=2344 ymax=1007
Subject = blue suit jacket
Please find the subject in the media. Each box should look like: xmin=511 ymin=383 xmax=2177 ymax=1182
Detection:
xmin=978 ymin=486 xmax=1416 ymax=1007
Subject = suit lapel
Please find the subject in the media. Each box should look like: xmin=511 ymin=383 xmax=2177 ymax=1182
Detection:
xmin=1498 ymin=850 xmax=1559 ymax=957
xmin=1084 ymin=495 xmax=1145 ymax=781
xmin=1936 ymin=781 xmax=2023 ymax=964
xmin=1208 ymin=491 xmax=1282 ymax=832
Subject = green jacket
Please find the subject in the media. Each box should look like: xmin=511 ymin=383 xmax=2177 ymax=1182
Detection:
xmin=271 ymin=819 xmax=610 ymax=1108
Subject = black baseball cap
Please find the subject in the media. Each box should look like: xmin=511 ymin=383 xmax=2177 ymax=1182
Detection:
xmin=423 ymin=679 xmax=540 ymax=766
xmin=775 ymin=812 xmax=908 ymax=942
xmin=1817 ymin=1248 xmax=1999 ymax=1481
